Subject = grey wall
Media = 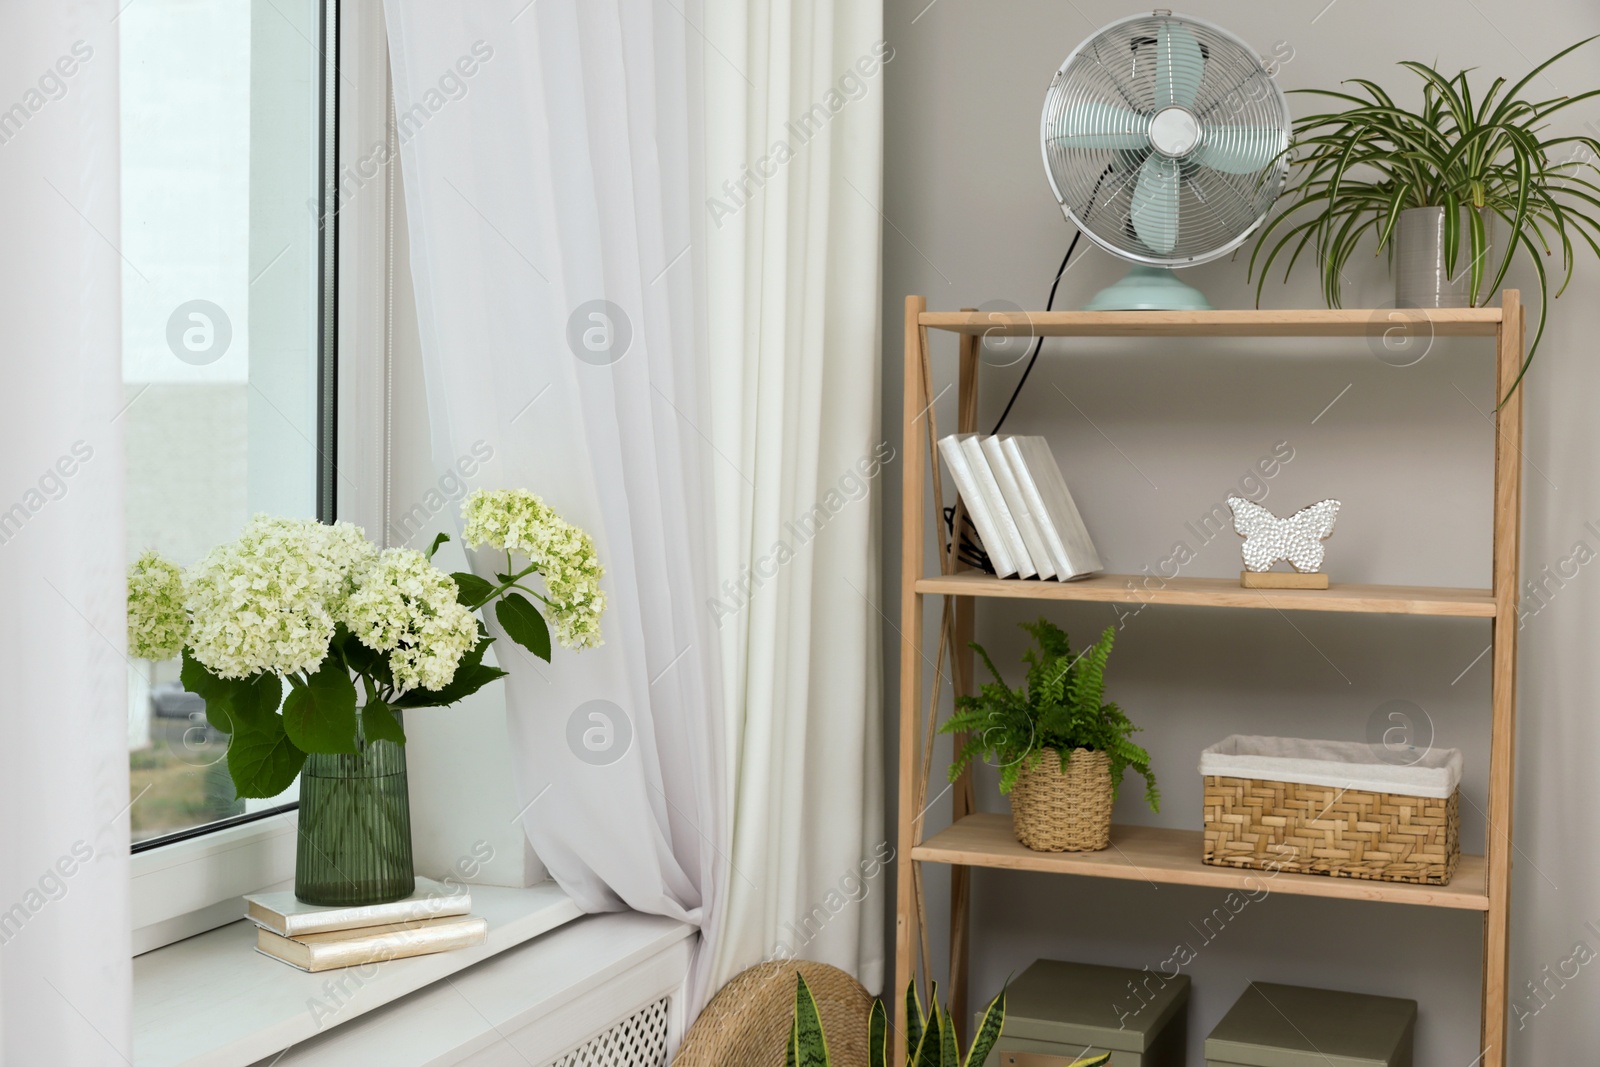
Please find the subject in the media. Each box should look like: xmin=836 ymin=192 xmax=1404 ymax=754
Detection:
xmin=879 ymin=2 xmax=1600 ymax=1063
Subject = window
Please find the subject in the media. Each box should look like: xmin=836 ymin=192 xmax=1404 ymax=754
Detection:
xmin=121 ymin=0 xmax=337 ymax=848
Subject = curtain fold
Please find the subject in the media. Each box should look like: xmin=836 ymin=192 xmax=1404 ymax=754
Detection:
xmin=383 ymin=0 xmax=883 ymax=1009
xmin=701 ymin=0 xmax=888 ymax=993
xmin=0 ymin=1 xmax=131 ymax=1063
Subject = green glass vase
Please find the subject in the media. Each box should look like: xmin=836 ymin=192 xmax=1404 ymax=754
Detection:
xmin=295 ymin=738 xmax=415 ymax=906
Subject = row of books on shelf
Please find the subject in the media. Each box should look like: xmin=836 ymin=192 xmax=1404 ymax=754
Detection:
xmin=937 ymin=433 xmax=1102 ymax=581
xmin=244 ymin=878 xmax=488 ymax=972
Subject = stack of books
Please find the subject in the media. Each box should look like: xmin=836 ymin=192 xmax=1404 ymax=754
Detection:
xmin=937 ymin=434 xmax=1102 ymax=580
xmin=244 ymin=878 xmax=489 ymax=972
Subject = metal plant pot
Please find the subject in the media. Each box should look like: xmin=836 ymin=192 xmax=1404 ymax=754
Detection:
xmin=1394 ymin=205 xmax=1494 ymax=308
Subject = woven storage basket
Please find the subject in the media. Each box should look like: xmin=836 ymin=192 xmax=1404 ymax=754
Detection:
xmin=1010 ymin=747 xmax=1113 ymax=852
xmin=1201 ymin=735 xmax=1462 ymax=885
xmin=673 ymin=960 xmax=873 ymax=1067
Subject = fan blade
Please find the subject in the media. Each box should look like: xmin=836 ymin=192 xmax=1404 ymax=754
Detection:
xmin=1195 ymin=124 xmax=1285 ymax=174
xmin=1130 ymin=155 xmax=1181 ymax=255
xmin=1154 ymin=22 xmax=1204 ymax=110
xmin=1052 ymin=102 xmax=1151 ymax=151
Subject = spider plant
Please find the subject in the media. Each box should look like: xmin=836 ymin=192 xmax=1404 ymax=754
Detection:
xmin=1250 ymin=38 xmax=1600 ymax=395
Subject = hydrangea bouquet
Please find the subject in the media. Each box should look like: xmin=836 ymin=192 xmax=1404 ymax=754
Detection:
xmin=127 ymin=490 xmax=604 ymax=799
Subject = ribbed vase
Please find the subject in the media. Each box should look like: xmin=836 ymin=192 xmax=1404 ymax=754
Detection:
xmin=295 ymin=739 xmax=415 ymax=906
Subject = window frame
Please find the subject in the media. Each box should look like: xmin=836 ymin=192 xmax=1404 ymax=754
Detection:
xmin=131 ymin=0 xmax=396 ymax=951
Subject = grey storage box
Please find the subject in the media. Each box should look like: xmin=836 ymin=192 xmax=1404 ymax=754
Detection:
xmin=1206 ymin=983 xmax=1416 ymax=1067
xmin=981 ymin=959 xmax=1188 ymax=1067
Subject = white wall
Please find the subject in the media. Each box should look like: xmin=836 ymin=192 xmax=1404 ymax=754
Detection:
xmin=879 ymin=2 xmax=1600 ymax=1063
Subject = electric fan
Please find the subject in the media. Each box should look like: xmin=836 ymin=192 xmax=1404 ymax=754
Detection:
xmin=1041 ymin=11 xmax=1292 ymax=310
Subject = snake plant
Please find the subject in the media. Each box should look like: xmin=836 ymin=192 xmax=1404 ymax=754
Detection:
xmin=786 ymin=973 xmax=1110 ymax=1067
xmin=1249 ymin=37 xmax=1600 ymax=394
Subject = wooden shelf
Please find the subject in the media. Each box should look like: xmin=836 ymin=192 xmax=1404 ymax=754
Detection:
xmin=914 ymin=571 xmax=1496 ymax=618
xmin=919 ymin=306 xmax=1503 ymax=338
xmin=913 ymin=813 xmax=1490 ymax=911
xmin=896 ymin=292 xmax=1526 ymax=1066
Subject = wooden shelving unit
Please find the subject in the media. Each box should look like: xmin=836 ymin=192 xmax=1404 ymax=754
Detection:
xmin=895 ymin=294 xmax=1524 ymax=1067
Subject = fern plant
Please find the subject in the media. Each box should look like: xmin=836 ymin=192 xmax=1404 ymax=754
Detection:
xmin=786 ymin=975 xmax=1107 ymax=1067
xmin=939 ymin=620 xmax=1158 ymax=812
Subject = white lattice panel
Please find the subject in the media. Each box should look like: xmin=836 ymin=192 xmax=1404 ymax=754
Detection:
xmin=548 ymin=997 xmax=672 ymax=1067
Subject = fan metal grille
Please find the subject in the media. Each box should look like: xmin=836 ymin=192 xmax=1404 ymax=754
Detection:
xmin=1041 ymin=12 xmax=1290 ymax=266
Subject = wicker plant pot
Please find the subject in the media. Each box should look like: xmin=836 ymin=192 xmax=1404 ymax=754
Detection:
xmin=1009 ymin=747 xmax=1113 ymax=852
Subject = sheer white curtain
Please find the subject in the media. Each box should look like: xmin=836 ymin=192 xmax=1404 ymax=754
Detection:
xmin=0 ymin=1 xmax=131 ymax=1063
xmin=383 ymin=0 xmax=884 ymax=1005
xmin=700 ymin=2 xmax=888 ymax=992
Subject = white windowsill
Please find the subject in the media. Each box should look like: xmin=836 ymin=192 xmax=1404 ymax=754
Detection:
xmin=262 ymin=912 xmax=696 ymax=1066
xmin=133 ymin=882 xmax=584 ymax=1067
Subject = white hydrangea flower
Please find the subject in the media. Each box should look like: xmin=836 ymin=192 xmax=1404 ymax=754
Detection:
xmin=346 ymin=548 xmax=479 ymax=693
xmin=462 ymin=489 xmax=606 ymax=650
xmin=185 ymin=516 xmax=378 ymax=679
xmin=127 ymin=551 xmax=189 ymax=661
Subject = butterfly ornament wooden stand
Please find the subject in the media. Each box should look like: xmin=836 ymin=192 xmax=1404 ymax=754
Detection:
xmin=1226 ymin=496 xmax=1341 ymax=589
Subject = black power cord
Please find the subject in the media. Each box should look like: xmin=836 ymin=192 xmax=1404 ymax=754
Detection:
xmin=991 ymin=231 xmax=1080 ymax=435
xmin=942 ymin=232 xmax=1083 ymax=573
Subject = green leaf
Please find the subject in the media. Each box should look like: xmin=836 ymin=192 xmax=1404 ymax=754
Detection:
xmin=450 ymin=571 xmax=495 ymax=608
xmin=792 ymin=975 xmax=829 ymax=1067
xmin=337 ymin=625 xmax=377 ymax=673
xmin=394 ymin=634 xmax=503 ymax=708
xmin=495 ymin=592 xmax=552 ymax=661
xmin=904 ymin=981 xmax=925 ymax=1062
xmin=1070 ymin=1056 xmax=1111 ymax=1067
xmin=228 ymin=672 xmax=284 ymax=729
xmin=181 ymin=650 xmax=240 ymax=733
xmin=785 ymin=1019 xmax=798 ymax=1067
xmin=281 ymin=658 xmax=359 ymax=754
xmin=913 ymin=1002 xmax=942 ymax=1067
xmin=939 ymin=1004 xmax=958 ymax=1067
xmin=868 ymin=999 xmax=888 ymax=1067
xmin=965 ymin=989 xmax=1006 ymax=1067
xmin=426 ymin=532 xmax=450 ymax=560
xmin=226 ymin=713 xmax=307 ymax=799
xmin=361 ymin=701 xmax=407 ymax=745
xmin=337 ymin=626 xmax=395 ymax=691
xmin=394 ymin=658 xmax=507 ymax=709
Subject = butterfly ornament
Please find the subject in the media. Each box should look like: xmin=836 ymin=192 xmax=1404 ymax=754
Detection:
xmin=1226 ymin=496 xmax=1341 ymax=573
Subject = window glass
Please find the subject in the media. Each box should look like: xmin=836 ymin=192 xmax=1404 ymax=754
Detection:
xmin=121 ymin=0 xmax=330 ymax=846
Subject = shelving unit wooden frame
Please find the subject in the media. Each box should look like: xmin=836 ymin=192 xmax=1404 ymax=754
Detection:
xmin=894 ymin=294 xmax=1524 ymax=1067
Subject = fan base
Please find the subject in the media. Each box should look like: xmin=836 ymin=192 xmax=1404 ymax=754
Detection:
xmin=1084 ymin=265 xmax=1212 ymax=311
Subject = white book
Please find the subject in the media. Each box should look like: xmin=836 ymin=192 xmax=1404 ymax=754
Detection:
xmin=245 ymin=877 xmax=472 ymax=938
xmin=958 ymin=435 xmax=1037 ymax=578
xmin=1008 ymin=436 xmax=1103 ymax=579
xmin=256 ymin=915 xmax=489 ymax=972
xmin=937 ymin=434 xmax=1017 ymax=577
xmin=982 ymin=436 xmax=1056 ymax=579
xmin=998 ymin=435 xmax=1071 ymax=580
